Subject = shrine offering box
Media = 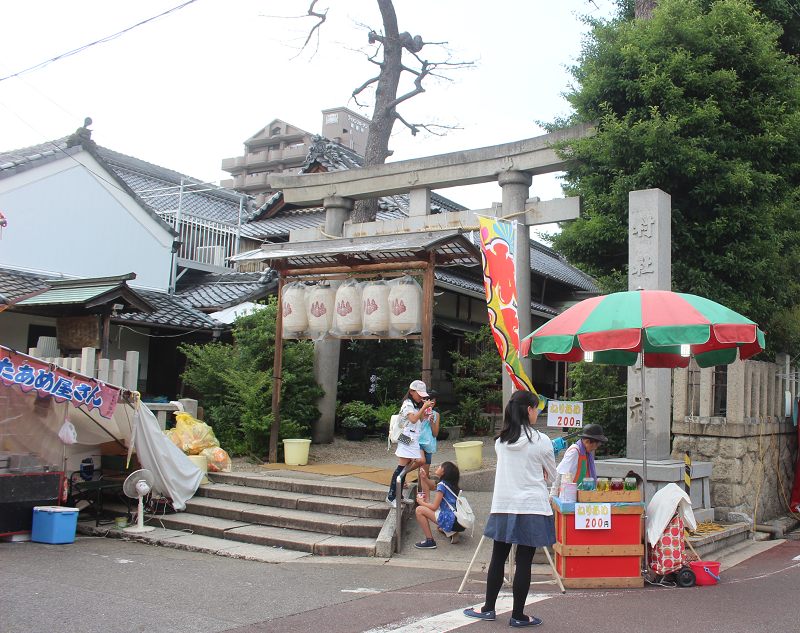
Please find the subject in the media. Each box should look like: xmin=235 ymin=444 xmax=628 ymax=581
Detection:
xmin=552 ymin=495 xmax=645 ymax=589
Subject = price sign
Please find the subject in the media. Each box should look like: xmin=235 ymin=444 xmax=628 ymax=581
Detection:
xmin=546 ymin=400 xmax=584 ymax=428
xmin=574 ymin=503 xmax=611 ymax=529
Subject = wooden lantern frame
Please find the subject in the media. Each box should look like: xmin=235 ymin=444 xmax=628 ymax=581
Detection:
xmin=256 ymin=231 xmax=481 ymax=461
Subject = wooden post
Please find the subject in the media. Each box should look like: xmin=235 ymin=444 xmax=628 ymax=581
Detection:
xmin=422 ymin=252 xmax=436 ymax=388
xmin=269 ymin=273 xmax=286 ymax=463
xmin=100 ymin=313 xmax=111 ymax=358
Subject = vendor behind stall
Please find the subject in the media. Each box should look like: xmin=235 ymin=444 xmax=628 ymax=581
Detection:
xmin=556 ymin=424 xmax=608 ymax=485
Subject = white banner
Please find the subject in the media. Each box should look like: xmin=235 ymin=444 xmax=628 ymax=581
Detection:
xmin=546 ymin=400 xmax=584 ymax=428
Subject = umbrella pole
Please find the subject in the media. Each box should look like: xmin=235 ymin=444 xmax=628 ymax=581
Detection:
xmin=641 ymin=353 xmax=648 ymax=507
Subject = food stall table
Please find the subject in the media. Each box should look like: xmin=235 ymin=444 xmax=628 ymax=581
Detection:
xmin=552 ymin=490 xmax=645 ymax=588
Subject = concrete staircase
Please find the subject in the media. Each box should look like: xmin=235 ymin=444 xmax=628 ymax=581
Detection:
xmin=155 ymin=471 xmax=398 ymax=557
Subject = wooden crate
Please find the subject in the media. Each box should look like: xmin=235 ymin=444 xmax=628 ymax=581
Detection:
xmin=553 ymin=499 xmax=645 ymax=589
xmin=577 ymin=489 xmax=641 ymax=503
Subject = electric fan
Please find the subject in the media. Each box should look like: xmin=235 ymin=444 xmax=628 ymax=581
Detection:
xmin=122 ymin=469 xmax=156 ymax=534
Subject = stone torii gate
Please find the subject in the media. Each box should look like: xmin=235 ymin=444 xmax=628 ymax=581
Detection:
xmin=268 ymin=123 xmax=593 ymax=443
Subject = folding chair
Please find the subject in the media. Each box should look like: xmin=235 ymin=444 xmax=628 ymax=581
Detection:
xmin=69 ymin=454 xmax=132 ymax=526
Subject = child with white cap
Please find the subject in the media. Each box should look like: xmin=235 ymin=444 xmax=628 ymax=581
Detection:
xmin=386 ymin=380 xmax=433 ymax=505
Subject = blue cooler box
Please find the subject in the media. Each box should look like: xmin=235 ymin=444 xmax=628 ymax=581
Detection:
xmin=31 ymin=506 xmax=79 ymax=544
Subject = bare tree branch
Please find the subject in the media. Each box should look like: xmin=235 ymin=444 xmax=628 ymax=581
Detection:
xmin=393 ymin=112 xmax=461 ymax=137
xmin=352 ymin=75 xmax=381 ymax=98
xmin=385 ymin=60 xmax=429 ymax=111
xmin=293 ymin=0 xmax=328 ymax=58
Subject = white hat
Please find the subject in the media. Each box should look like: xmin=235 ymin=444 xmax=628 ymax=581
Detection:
xmin=409 ymin=380 xmax=429 ymax=397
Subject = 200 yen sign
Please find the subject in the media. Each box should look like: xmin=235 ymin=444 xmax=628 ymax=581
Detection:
xmin=574 ymin=503 xmax=611 ymax=529
xmin=546 ymin=400 xmax=584 ymax=428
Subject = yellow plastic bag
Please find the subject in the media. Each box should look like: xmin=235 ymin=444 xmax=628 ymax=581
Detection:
xmin=200 ymin=447 xmax=232 ymax=472
xmin=165 ymin=412 xmax=219 ymax=455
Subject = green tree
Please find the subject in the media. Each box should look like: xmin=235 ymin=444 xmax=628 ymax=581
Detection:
xmin=180 ymin=298 xmax=324 ymax=458
xmin=448 ymin=326 xmax=502 ymax=433
xmin=547 ymin=0 xmax=800 ymax=355
xmin=568 ymin=362 xmax=628 ymax=456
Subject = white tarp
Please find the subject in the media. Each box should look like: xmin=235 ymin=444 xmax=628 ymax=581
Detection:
xmin=129 ymin=403 xmax=203 ymax=511
xmin=645 ymin=482 xmax=698 ymax=547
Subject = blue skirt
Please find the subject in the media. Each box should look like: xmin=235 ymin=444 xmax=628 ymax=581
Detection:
xmin=484 ymin=513 xmax=556 ymax=548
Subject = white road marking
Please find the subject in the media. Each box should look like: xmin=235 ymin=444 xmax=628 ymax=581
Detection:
xmin=360 ymin=594 xmax=553 ymax=633
xmin=793 ymin=554 xmax=800 ymax=561
xmin=342 ymin=588 xmax=384 ymax=594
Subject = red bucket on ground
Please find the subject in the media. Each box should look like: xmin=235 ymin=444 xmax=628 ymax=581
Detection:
xmin=689 ymin=561 xmax=721 ymax=585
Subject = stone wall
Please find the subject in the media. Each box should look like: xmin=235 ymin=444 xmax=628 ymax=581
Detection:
xmin=672 ymin=356 xmax=799 ymax=522
xmin=672 ymin=418 xmax=798 ymax=522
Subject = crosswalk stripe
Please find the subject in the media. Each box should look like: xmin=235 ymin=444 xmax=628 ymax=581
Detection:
xmin=360 ymin=593 xmax=553 ymax=633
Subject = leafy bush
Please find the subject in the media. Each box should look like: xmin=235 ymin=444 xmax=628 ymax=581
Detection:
xmin=448 ymin=326 xmax=502 ymax=433
xmin=338 ymin=339 xmax=422 ymax=409
xmin=180 ymin=297 xmax=323 ymax=458
xmin=338 ymin=400 xmax=378 ymax=431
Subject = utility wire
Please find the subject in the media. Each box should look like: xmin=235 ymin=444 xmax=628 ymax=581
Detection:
xmin=0 ymin=0 xmax=199 ymax=83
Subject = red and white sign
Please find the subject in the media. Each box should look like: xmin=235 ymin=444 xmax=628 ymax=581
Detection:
xmin=575 ymin=503 xmax=611 ymax=529
xmin=547 ymin=400 xmax=584 ymax=428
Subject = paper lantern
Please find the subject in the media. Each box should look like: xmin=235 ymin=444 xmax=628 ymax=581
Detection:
xmin=306 ymin=284 xmax=335 ymax=335
xmin=282 ymin=284 xmax=308 ymax=334
xmin=388 ymin=280 xmax=422 ymax=334
xmin=362 ymin=281 xmax=391 ymax=334
xmin=334 ymin=282 xmax=362 ymax=334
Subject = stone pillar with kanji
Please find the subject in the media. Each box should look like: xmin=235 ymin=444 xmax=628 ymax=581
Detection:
xmin=627 ymin=188 xmax=672 ymax=460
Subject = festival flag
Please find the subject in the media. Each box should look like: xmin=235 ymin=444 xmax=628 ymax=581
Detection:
xmin=477 ymin=216 xmax=538 ymax=398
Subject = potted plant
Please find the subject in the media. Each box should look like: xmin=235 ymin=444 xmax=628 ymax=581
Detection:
xmin=375 ymin=404 xmax=396 ymax=437
xmin=437 ymin=410 xmax=460 ymax=441
xmin=341 ymin=416 xmax=367 ymax=441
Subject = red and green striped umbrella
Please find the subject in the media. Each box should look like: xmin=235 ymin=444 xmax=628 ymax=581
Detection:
xmin=520 ymin=289 xmax=764 ymax=368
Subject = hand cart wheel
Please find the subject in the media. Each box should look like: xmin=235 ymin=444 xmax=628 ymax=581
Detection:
xmin=675 ymin=566 xmax=696 ymax=587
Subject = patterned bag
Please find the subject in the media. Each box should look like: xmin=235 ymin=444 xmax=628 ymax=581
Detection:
xmin=649 ymin=513 xmax=685 ymax=575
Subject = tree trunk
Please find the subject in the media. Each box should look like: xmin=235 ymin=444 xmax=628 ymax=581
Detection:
xmin=351 ymin=0 xmax=404 ymax=223
xmin=635 ymin=0 xmax=658 ymax=20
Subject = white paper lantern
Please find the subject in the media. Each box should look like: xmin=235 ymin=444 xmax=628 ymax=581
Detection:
xmin=389 ymin=280 xmax=422 ymax=334
xmin=335 ymin=282 xmax=362 ymax=334
xmin=306 ymin=284 xmax=335 ymax=335
xmin=362 ymin=281 xmax=391 ymax=334
xmin=282 ymin=284 xmax=308 ymax=334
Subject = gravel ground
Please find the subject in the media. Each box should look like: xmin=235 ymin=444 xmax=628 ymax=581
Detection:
xmin=230 ymin=434 xmax=499 ymax=473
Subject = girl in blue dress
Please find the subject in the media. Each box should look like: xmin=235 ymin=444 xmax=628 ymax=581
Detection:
xmin=413 ymin=461 xmax=463 ymax=548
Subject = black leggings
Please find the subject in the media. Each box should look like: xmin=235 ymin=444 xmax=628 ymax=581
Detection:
xmin=387 ymin=463 xmax=406 ymax=501
xmin=482 ymin=540 xmax=536 ymax=621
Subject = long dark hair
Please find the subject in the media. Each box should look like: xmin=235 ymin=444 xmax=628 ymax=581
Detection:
xmin=402 ymin=390 xmax=424 ymax=409
xmin=439 ymin=460 xmax=460 ymax=495
xmin=497 ymin=390 xmax=540 ymax=444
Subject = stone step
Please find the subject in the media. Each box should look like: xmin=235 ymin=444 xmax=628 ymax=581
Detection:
xmin=183 ymin=496 xmax=385 ymax=538
xmin=157 ymin=512 xmax=377 ymax=556
xmin=208 ymin=471 xmax=387 ymax=501
xmin=194 ymin=482 xmax=390 ymax=519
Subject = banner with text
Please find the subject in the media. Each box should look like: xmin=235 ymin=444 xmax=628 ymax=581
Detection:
xmin=0 ymin=348 xmax=119 ymax=419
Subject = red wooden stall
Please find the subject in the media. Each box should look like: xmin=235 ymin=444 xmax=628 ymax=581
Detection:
xmin=552 ymin=490 xmax=645 ymax=588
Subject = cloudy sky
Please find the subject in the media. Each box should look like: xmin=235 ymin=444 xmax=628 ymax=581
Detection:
xmin=0 ymin=0 xmax=616 ymax=225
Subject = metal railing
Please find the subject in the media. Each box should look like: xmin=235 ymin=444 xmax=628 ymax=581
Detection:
xmin=394 ymin=462 xmax=415 ymax=553
xmin=158 ymin=209 xmax=239 ymax=265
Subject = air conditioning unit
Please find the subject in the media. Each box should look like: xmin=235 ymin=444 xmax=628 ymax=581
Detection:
xmin=195 ymin=245 xmax=226 ymax=266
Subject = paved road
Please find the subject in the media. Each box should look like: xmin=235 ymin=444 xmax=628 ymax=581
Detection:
xmin=3 ymin=536 xmax=799 ymax=633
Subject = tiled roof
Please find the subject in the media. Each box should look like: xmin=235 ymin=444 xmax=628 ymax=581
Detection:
xmin=0 ymin=266 xmax=221 ymax=331
xmin=116 ymin=290 xmax=222 ymax=330
xmin=434 ymin=268 xmax=559 ymax=317
xmin=0 ymin=138 xmax=74 ymax=173
xmin=176 ymin=271 xmax=277 ymax=310
xmin=95 ymin=147 xmax=251 ymax=225
xmin=0 ymin=266 xmax=56 ymax=303
xmin=0 ymin=136 xmax=250 ymax=232
xmin=464 ymin=232 xmax=598 ymax=293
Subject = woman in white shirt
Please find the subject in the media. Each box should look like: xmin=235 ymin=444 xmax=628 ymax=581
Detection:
xmin=386 ymin=380 xmax=433 ymax=505
xmin=464 ymin=390 xmax=556 ymax=628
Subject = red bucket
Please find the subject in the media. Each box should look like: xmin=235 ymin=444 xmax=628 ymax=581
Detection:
xmin=689 ymin=561 xmax=721 ymax=586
